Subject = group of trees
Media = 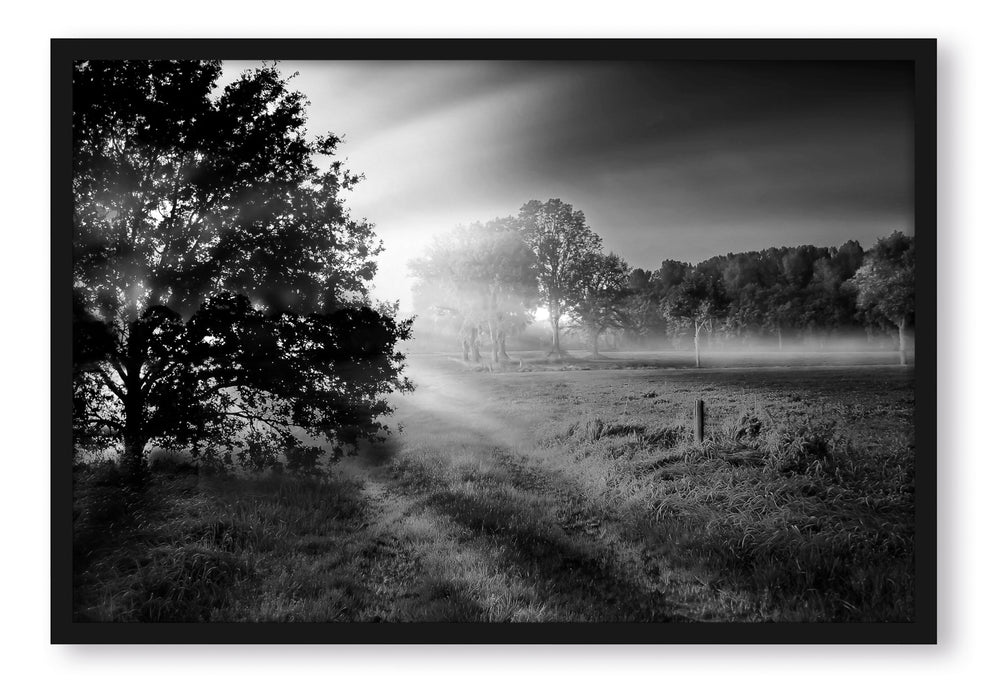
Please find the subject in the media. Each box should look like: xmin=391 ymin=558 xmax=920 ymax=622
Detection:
xmin=624 ymin=234 xmax=915 ymax=365
xmin=410 ymin=199 xmax=632 ymax=362
xmin=72 ymin=60 xmax=411 ymax=477
xmin=71 ymin=60 xmax=917 ymax=477
xmin=408 ymin=218 xmax=538 ymax=365
xmin=411 ymin=202 xmax=915 ymax=367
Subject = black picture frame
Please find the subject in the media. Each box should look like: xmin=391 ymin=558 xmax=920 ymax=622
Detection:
xmin=52 ymin=37 xmax=937 ymax=644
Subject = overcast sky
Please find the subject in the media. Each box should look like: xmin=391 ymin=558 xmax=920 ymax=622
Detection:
xmin=225 ymin=60 xmax=914 ymax=310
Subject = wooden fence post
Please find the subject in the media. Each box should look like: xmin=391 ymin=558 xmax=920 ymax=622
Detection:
xmin=694 ymin=399 xmax=705 ymax=443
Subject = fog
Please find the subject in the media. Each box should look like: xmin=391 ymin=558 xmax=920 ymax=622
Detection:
xmin=403 ymin=312 xmax=913 ymax=360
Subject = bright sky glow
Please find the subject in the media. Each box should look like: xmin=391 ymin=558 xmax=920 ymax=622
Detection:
xmin=224 ymin=61 xmax=914 ymax=314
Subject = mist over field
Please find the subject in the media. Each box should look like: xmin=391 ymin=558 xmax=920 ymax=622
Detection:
xmin=69 ymin=57 xmax=918 ymax=627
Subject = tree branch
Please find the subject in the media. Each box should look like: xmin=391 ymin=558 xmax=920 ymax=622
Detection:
xmin=221 ymin=409 xmax=300 ymax=439
xmin=95 ymin=367 xmax=126 ymax=401
xmin=108 ymin=356 xmax=128 ymax=381
xmin=83 ymin=417 xmax=123 ymax=433
xmin=141 ymin=360 xmax=180 ymax=391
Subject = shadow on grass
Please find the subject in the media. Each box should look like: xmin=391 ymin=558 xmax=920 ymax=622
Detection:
xmin=72 ymin=466 xmax=375 ymax=622
xmin=422 ymin=486 xmax=688 ymax=622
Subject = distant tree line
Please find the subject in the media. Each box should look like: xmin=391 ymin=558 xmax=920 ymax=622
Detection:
xmin=410 ymin=199 xmax=915 ymax=366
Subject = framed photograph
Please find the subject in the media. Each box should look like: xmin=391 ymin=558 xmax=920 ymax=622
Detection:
xmin=52 ymin=38 xmax=936 ymax=644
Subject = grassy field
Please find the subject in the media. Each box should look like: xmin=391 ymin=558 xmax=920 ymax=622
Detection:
xmin=73 ymin=351 xmax=915 ymax=622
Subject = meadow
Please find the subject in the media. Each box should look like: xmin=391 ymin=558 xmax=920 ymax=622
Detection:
xmin=73 ymin=351 xmax=915 ymax=622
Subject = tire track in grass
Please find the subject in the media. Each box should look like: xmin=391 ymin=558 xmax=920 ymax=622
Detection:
xmin=335 ymin=440 xmax=560 ymax=621
xmin=327 ymin=355 xmax=914 ymax=621
xmin=332 ymin=356 xmax=705 ymax=622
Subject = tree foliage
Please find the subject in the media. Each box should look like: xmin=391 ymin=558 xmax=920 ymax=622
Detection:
xmin=407 ymin=218 xmax=913 ymax=360
xmin=849 ymin=232 xmax=914 ymax=325
xmin=848 ymin=231 xmax=915 ymax=363
xmin=516 ymin=198 xmax=603 ymax=356
xmin=620 ymin=268 xmax=668 ymax=344
xmin=568 ymin=252 xmax=630 ymax=357
xmin=662 ymin=270 xmax=729 ymax=367
xmin=72 ymin=60 xmax=411 ymax=473
xmin=409 ymin=219 xmax=537 ymax=363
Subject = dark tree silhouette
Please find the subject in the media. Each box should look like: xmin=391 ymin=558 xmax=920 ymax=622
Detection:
xmin=621 ymin=268 xmax=668 ymax=346
xmin=72 ymin=60 xmax=411 ymax=476
xmin=569 ymin=252 xmax=630 ymax=358
xmin=653 ymin=259 xmax=690 ymax=295
xmin=517 ymin=199 xmax=602 ymax=358
xmin=662 ymin=271 xmax=728 ymax=367
xmin=804 ymin=241 xmax=865 ymax=338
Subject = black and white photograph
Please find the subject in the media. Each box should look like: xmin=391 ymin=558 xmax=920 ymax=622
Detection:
xmin=54 ymin=39 xmax=935 ymax=642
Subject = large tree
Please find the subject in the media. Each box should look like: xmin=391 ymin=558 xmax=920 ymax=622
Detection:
xmin=409 ymin=219 xmax=537 ymax=365
xmin=72 ymin=60 xmax=411 ymax=475
xmin=848 ymin=231 xmax=915 ymax=365
xmin=621 ymin=268 xmax=668 ymax=347
xmin=803 ymin=240 xmax=865 ymax=338
xmin=516 ymin=199 xmax=602 ymax=358
xmin=569 ymin=252 xmax=630 ymax=358
xmin=662 ymin=270 xmax=728 ymax=368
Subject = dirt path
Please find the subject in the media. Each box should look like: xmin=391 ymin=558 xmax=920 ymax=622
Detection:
xmin=328 ymin=356 xmax=702 ymax=622
xmin=329 ymin=354 xmax=916 ymax=622
xmin=329 ymin=358 xmax=561 ymax=620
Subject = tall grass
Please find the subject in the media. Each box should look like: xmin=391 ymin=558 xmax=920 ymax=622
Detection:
xmin=527 ymin=400 xmax=914 ymax=621
xmin=73 ymin=362 xmax=915 ymax=622
xmin=73 ymin=464 xmax=369 ymax=622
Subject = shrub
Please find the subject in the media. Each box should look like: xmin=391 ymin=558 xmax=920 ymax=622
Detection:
xmin=766 ymin=419 xmax=851 ymax=481
xmin=733 ymin=411 xmax=764 ymax=442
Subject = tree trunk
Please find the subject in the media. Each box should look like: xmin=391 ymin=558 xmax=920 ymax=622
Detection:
xmin=121 ymin=430 xmax=149 ymax=481
xmin=898 ymin=317 xmax=908 ymax=366
xmin=121 ymin=345 xmax=148 ymax=480
xmin=694 ymin=320 xmax=702 ymax=368
xmin=497 ymin=332 xmax=510 ymax=361
xmin=469 ymin=326 xmax=481 ymax=362
xmin=549 ymin=314 xmax=562 ymax=357
xmin=461 ymin=338 xmax=470 ymax=361
xmin=777 ymin=326 xmax=783 ymax=351
xmin=489 ymin=321 xmax=499 ymax=365
xmin=591 ymin=331 xmax=600 ymax=359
